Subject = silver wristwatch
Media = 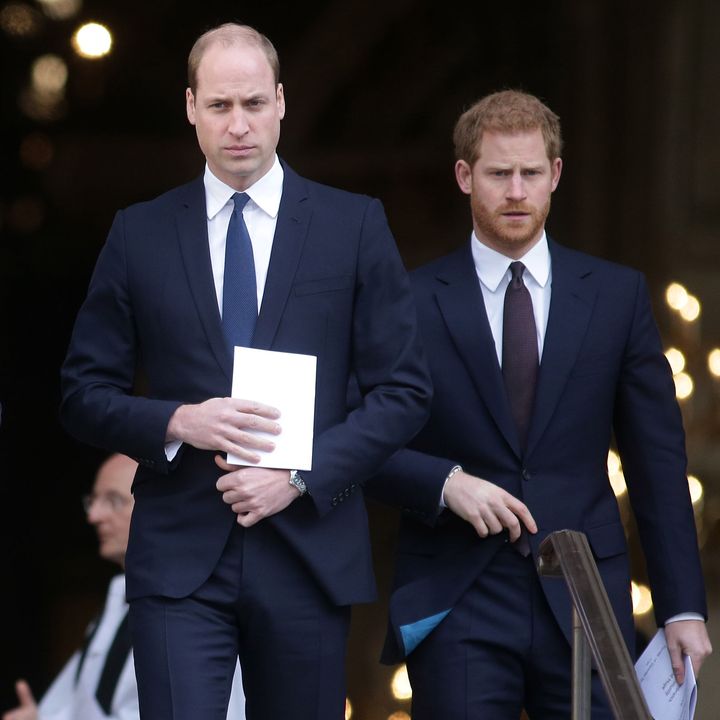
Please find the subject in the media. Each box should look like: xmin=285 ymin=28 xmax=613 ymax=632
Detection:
xmin=289 ymin=469 xmax=308 ymax=496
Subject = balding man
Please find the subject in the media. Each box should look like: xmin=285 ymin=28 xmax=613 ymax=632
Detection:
xmin=3 ymin=454 xmax=247 ymax=719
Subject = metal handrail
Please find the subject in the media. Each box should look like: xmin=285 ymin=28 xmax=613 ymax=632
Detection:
xmin=537 ymin=529 xmax=652 ymax=720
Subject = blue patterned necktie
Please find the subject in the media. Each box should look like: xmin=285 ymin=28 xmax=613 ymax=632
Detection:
xmin=222 ymin=192 xmax=257 ymax=352
xmin=502 ymin=261 xmax=538 ymax=451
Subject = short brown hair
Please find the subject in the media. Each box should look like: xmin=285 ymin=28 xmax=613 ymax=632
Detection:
xmin=453 ymin=90 xmax=562 ymax=166
xmin=187 ymin=23 xmax=280 ymax=94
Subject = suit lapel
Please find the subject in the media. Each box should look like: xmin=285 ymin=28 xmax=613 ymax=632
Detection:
xmin=434 ymin=245 xmax=521 ymax=455
xmin=252 ymin=165 xmax=311 ymax=350
xmin=525 ymin=241 xmax=597 ymax=457
xmin=175 ymin=177 xmax=233 ymax=380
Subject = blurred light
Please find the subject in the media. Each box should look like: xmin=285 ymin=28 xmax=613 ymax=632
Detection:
xmin=345 ymin=698 xmax=352 ymax=720
xmin=18 ymin=85 xmax=66 ymax=121
xmin=7 ymin=195 xmax=45 ymax=234
xmin=679 ymin=295 xmax=701 ymax=322
xmin=708 ymin=349 xmax=720 ymax=377
xmin=19 ymin=132 xmax=54 ymax=170
xmin=673 ymin=372 xmax=693 ymax=400
xmin=31 ymin=54 xmax=68 ymax=95
xmin=665 ymin=282 xmax=688 ymax=311
xmin=607 ymin=450 xmax=621 ymax=476
xmin=388 ymin=713 xmax=411 ymax=720
xmin=72 ymin=21 xmax=112 ymax=58
xmin=391 ymin=665 xmax=412 ymax=701
xmin=631 ymin=581 xmax=653 ymax=615
xmin=664 ymin=348 xmax=685 ymax=375
xmin=688 ymin=475 xmax=703 ymax=507
xmin=609 ymin=470 xmax=627 ymax=498
xmin=36 ymin=0 xmax=82 ymax=20
xmin=1 ymin=2 xmax=41 ymax=36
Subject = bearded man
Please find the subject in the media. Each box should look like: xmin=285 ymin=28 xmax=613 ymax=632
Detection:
xmin=369 ymin=89 xmax=711 ymax=719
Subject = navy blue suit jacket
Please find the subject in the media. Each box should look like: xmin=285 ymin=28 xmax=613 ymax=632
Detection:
xmin=61 ymin=162 xmax=431 ymax=607
xmin=371 ymin=239 xmax=707 ymax=662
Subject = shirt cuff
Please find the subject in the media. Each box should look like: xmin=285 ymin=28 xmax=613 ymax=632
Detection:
xmin=664 ymin=612 xmax=704 ymax=624
xmin=165 ymin=440 xmax=182 ymax=461
xmin=439 ymin=465 xmax=462 ymax=509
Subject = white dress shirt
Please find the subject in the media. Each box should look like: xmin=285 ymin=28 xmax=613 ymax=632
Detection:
xmin=204 ymin=155 xmax=284 ymax=314
xmin=36 ymin=575 xmax=247 ymax=719
xmin=165 ymin=157 xmax=284 ymax=461
xmin=470 ymin=230 xmax=551 ymax=365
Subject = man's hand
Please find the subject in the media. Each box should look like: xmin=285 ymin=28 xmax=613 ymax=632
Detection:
xmin=166 ymin=398 xmax=281 ymax=464
xmin=443 ymin=471 xmax=537 ymax=542
xmin=3 ymin=679 xmax=38 ymax=720
xmin=664 ymin=619 xmax=712 ymax=684
xmin=215 ymin=455 xmax=300 ymax=527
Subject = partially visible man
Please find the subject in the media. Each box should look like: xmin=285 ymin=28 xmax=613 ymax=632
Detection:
xmin=370 ymin=90 xmax=711 ymax=718
xmin=60 ymin=22 xmax=430 ymax=720
xmin=3 ymin=454 xmax=247 ymax=720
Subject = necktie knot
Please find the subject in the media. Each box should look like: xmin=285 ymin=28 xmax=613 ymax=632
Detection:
xmin=509 ymin=261 xmax=526 ymax=286
xmin=232 ymin=192 xmax=250 ymax=212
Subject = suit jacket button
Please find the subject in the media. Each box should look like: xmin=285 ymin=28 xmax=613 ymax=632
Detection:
xmin=522 ymin=468 xmax=531 ymax=481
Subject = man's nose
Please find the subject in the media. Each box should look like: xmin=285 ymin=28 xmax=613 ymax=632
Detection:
xmin=229 ymin=108 xmax=250 ymax=135
xmin=506 ymin=172 xmax=527 ymax=201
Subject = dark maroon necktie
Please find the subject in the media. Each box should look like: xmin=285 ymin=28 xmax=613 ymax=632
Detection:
xmin=502 ymin=261 xmax=538 ymax=451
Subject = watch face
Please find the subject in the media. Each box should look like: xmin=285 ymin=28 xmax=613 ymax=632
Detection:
xmin=290 ymin=471 xmax=307 ymax=495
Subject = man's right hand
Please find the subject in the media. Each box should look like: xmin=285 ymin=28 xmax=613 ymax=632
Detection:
xmin=166 ymin=398 xmax=282 ymax=464
xmin=444 ymin=470 xmax=537 ymax=542
xmin=3 ymin=679 xmax=38 ymax=720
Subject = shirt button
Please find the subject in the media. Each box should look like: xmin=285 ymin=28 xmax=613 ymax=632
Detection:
xmin=522 ymin=468 xmax=531 ymax=481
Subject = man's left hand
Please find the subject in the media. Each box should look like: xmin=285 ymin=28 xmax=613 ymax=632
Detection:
xmin=664 ymin=619 xmax=712 ymax=684
xmin=215 ymin=456 xmax=300 ymax=527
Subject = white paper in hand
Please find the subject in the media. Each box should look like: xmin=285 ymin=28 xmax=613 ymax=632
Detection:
xmin=635 ymin=628 xmax=697 ymax=720
xmin=229 ymin=347 xmax=316 ymax=470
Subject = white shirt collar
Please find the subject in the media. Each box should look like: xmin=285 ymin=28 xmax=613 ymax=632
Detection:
xmin=203 ymin=155 xmax=284 ymax=220
xmin=471 ymin=231 xmax=551 ymax=292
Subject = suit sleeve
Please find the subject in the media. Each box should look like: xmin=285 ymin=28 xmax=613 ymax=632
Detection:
xmin=614 ymin=273 xmax=707 ymax=622
xmin=303 ymin=199 xmax=432 ymax=515
xmin=60 ymin=210 xmax=181 ymax=472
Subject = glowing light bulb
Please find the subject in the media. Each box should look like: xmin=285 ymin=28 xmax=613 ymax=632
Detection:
xmin=607 ymin=450 xmax=621 ymax=476
xmin=391 ymin=665 xmax=412 ymax=701
xmin=666 ymin=282 xmax=688 ymax=311
xmin=664 ymin=348 xmax=685 ymax=375
xmin=708 ymin=349 xmax=720 ymax=377
xmin=631 ymin=581 xmax=653 ymax=615
xmin=688 ymin=475 xmax=703 ymax=506
xmin=679 ymin=295 xmax=700 ymax=322
xmin=674 ymin=372 xmax=693 ymax=400
xmin=72 ymin=21 xmax=112 ymax=58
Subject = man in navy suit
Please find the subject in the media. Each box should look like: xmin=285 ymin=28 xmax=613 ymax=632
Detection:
xmin=370 ymin=90 xmax=711 ymax=718
xmin=60 ymin=23 xmax=431 ymax=720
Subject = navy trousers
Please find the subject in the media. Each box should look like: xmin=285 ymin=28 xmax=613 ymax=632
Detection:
xmin=407 ymin=543 xmax=614 ymax=719
xmin=130 ymin=520 xmax=350 ymax=720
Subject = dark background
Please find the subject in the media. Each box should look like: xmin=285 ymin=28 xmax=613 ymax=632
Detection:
xmin=3 ymin=1 xmax=720 ymax=717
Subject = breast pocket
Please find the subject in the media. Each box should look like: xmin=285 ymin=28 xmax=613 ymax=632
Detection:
xmin=293 ymin=275 xmax=354 ymax=296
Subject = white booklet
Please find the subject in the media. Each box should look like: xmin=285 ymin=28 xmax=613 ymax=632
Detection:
xmin=635 ymin=628 xmax=697 ymax=720
xmin=229 ymin=347 xmax=316 ymax=470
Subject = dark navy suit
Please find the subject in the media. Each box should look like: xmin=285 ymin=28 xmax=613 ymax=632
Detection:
xmin=60 ymin=162 xmax=431 ymax=719
xmin=370 ymin=239 xmax=706 ymax=717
